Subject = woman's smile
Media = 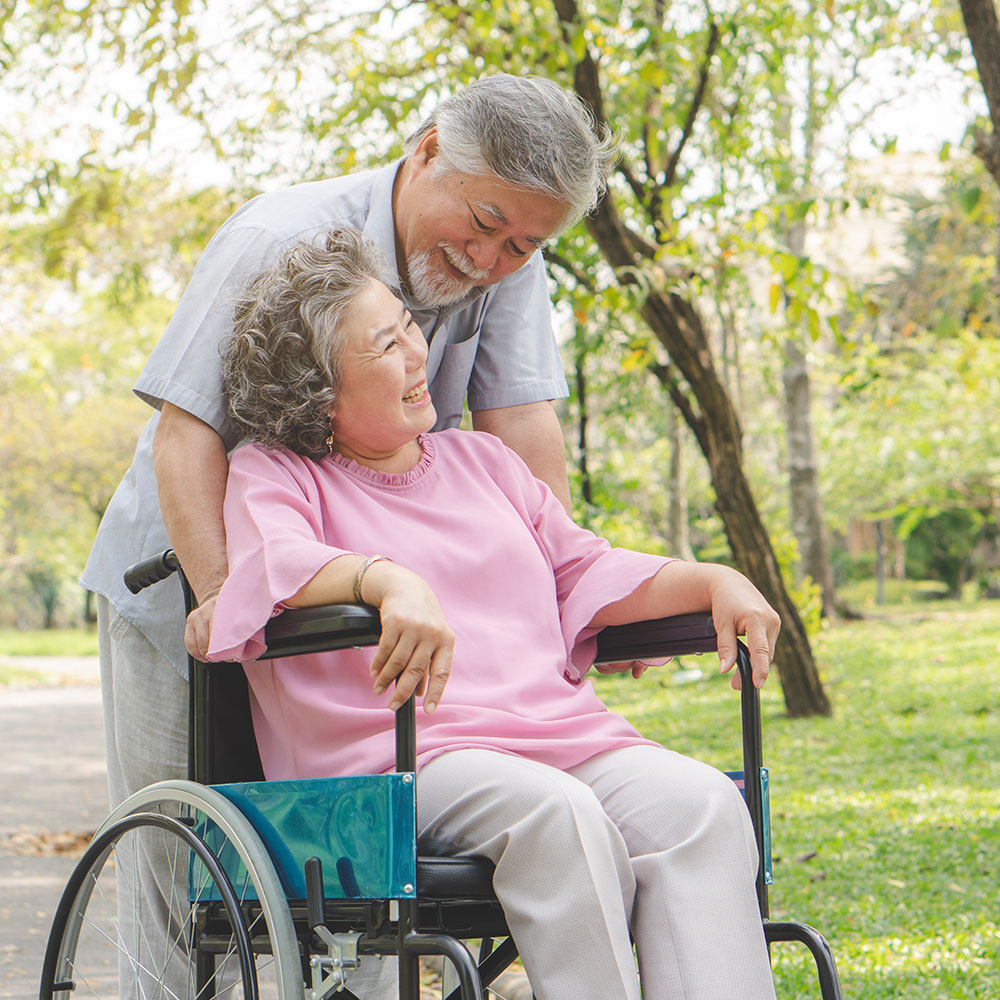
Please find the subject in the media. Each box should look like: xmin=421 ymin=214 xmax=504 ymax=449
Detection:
xmin=402 ymin=380 xmax=430 ymax=406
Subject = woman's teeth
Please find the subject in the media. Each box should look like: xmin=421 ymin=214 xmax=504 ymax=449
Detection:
xmin=403 ymin=383 xmax=425 ymax=403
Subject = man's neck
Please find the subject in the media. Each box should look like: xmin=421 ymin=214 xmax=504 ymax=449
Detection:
xmin=390 ymin=156 xmax=413 ymax=290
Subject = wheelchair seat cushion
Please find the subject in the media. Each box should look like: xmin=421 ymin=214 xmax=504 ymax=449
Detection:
xmin=416 ymin=854 xmax=497 ymax=900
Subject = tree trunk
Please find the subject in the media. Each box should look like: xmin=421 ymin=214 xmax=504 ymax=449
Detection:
xmin=782 ymin=335 xmax=837 ymax=617
xmin=960 ymin=0 xmax=1000 ymax=298
xmin=557 ymin=0 xmax=830 ymax=715
xmin=573 ymin=325 xmax=594 ymax=506
xmin=638 ymin=290 xmax=831 ymax=717
xmin=665 ymin=404 xmax=695 ymax=561
xmin=774 ymin=55 xmax=838 ymax=620
xmin=960 ymin=0 xmax=1000 ymax=188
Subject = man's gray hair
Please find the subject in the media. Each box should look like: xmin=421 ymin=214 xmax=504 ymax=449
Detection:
xmin=222 ymin=228 xmax=387 ymax=460
xmin=404 ymin=74 xmax=617 ymax=229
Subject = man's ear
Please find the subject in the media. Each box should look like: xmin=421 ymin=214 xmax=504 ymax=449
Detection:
xmin=410 ymin=127 xmax=440 ymax=170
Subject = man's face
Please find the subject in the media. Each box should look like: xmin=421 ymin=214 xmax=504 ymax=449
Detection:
xmin=394 ymin=130 xmax=569 ymax=307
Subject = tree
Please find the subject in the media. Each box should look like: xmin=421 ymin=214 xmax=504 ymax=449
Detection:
xmin=1 ymin=0 xmax=836 ymax=713
xmin=0 ymin=145 xmax=241 ymax=624
xmin=819 ymin=157 xmax=1000 ymax=598
xmin=553 ymin=0 xmax=831 ymax=714
xmin=960 ymin=0 xmax=1000 ymax=190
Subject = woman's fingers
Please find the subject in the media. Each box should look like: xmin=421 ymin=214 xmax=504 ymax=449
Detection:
xmin=745 ymin=618 xmax=777 ymax=689
xmin=421 ymin=645 xmax=453 ymax=714
xmin=710 ymin=567 xmax=781 ymax=691
xmin=370 ymin=612 xmax=454 ymax=713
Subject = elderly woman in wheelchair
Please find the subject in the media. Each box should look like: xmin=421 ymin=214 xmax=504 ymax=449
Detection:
xmin=175 ymin=226 xmax=780 ymax=1000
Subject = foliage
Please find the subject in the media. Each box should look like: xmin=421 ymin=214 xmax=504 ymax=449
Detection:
xmin=875 ymin=158 xmax=999 ymax=339
xmin=0 ymin=147 xmax=242 ymax=626
xmin=816 ymin=157 xmax=1000 ymax=595
xmin=597 ymin=599 xmax=1000 ymax=998
xmin=0 ymin=1 xmax=992 ymax=635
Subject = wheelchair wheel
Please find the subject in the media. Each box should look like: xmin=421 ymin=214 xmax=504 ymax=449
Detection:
xmin=40 ymin=780 xmax=303 ymax=1000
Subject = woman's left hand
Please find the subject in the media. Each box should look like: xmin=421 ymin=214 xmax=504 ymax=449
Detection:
xmin=706 ymin=566 xmax=781 ymax=690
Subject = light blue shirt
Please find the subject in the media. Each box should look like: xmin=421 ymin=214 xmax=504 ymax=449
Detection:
xmin=82 ymin=162 xmax=568 ymax=673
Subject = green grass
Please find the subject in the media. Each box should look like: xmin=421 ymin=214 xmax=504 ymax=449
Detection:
xmin=0 ymin=661 xmax=47 ymax=685
xmin=595 ymin=600 xmax=1000 ymax=999
xmin=0 ymin=626 xmax=99 ymax=657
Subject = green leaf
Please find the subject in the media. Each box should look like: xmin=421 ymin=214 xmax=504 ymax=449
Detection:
xmin=769 ymin=281 xmax=782 ymax=315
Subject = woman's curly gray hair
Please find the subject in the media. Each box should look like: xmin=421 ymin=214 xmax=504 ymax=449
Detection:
xmin=222 ymin=228 xmax=387 ymax=460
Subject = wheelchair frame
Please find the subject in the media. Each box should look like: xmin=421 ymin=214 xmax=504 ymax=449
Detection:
xmin=40 ymin=549 xmax=843 ymax=1000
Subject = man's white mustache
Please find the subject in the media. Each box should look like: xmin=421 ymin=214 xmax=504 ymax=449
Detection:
xmin=440 ymin=244 xmax=490 ymax=281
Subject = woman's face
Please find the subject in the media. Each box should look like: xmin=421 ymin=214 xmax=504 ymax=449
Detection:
xmin=329 ymin=279 xmax=436 ymax=469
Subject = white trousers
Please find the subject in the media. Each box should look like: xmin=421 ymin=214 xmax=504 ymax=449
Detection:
xmin=417 ymin=746 xmax=777 ymax=1000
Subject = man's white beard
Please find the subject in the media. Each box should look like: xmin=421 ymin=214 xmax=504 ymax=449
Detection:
xmin=406 ymin=243 xmax=490 ymax=308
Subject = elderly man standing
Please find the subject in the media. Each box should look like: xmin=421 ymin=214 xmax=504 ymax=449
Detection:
xmin=81 ymin=73 xmax=614 ymax=996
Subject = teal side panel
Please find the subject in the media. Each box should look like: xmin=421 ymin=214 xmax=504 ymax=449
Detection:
xmin=190 ymin=774 xmax=417 ymax=902
xmin=760 ymin=768 xmax=772 ymax=885
xmin=724 ymin=768 xmax=773 ymax=886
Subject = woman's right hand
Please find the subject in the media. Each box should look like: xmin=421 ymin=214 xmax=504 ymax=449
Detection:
xmin=360 ymin=562 xmax=454 ymax=714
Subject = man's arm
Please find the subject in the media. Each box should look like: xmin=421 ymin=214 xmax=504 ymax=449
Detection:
xmin=152 ymin=402 xmax=230 ymax=658
xmin=472 ymin=400 xmax=571 ymax=511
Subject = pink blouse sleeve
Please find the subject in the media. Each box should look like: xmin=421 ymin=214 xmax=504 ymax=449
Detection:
xmin=207 ymin=445 xmax=355 ymax=662
xmin=494 ymin=442 xmax=673 ymax=682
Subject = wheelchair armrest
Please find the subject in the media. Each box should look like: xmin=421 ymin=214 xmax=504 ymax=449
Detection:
xmin=261 ymin=607 xmax=734 ymax=678
xmin=594 ymin=611 xmax=718 ymax=663
xmin=260 ymin=603 xmax=382 ymax=659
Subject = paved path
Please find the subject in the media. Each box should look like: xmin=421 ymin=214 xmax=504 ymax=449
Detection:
xmin=0 ymin=660 xmax=106 ymax=1000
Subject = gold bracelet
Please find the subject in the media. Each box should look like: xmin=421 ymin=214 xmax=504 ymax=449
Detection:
xmin=353 ymin=555 xmax=392 ymax=604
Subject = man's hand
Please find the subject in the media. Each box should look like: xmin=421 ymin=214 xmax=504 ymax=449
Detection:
xmin=184 ymin=593 xmax=219 ymax=661
xmin=594 ymin=657 xmax=671 ymax=679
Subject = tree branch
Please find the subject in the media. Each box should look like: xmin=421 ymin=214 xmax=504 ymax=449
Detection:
xmin=544 ymin=248 xmax=596 ymax=291
xmin=659 ymin=17 xmax=719 ymax=194
xmin=650 ymin=361 xmax=708 ymax=455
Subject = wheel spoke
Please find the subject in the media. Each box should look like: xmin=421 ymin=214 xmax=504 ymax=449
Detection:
xmin=42 ymin=791 xmax=296 ymax=1000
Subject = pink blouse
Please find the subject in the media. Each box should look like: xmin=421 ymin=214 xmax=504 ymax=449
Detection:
xmin=208 ymin=429 xmax=670 ymax=778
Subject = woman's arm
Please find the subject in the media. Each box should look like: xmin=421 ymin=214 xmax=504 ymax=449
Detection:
xmin=287 ymin=557 xmax=454 ymax=715
xmin=589 ymin=561 xmax=781 ymax=690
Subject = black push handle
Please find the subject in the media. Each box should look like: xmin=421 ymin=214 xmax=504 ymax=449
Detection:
xmin=124 ymin=549 xmax=180 ymax=594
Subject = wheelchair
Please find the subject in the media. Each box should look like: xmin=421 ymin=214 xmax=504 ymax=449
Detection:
xmin=40 ymin=549 xmax=844 ymax=1000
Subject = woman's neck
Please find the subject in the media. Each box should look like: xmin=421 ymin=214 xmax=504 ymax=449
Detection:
xmin=331 ymin=436 xmax=423 ymax=474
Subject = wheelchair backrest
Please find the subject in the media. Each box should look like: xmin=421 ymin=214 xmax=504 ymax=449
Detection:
xmin=191 ymin=658 xmax=266 ymax=784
